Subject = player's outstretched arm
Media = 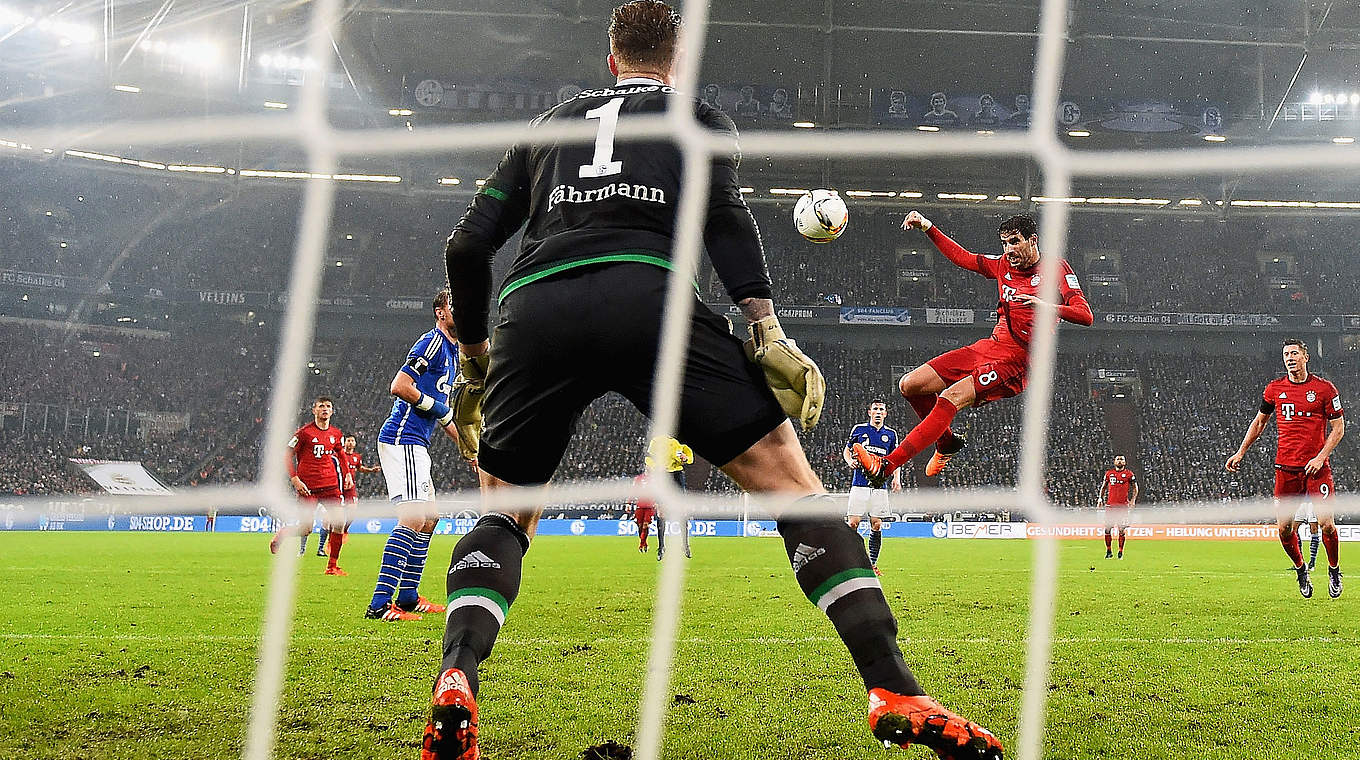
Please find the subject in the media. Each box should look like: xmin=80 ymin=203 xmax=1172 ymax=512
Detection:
xmin=1226 ymin=411 xmax=1270 ymax=471
xmin=901 ymin=211 xmax=988 ymax=275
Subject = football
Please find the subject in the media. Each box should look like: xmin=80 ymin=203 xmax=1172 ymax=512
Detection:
xmin=793 ymin=189 xmax=849 ymax=243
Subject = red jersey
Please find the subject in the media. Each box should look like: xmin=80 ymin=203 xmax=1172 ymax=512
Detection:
xmin=288 ymin=422 xmax=345 ymax=490
xmin=1262 ymin=374 xmax=1344 ymax=469
xmin=1102 ymin=468 xmax=1136 ymax=506
xmin=926 ymin=227 xmax=1092 ymax=350
xmin=341 ymin=451 xmax=362 ymax=492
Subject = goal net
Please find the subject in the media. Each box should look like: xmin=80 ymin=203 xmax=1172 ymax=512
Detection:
xmin=3 ymin=0 xmax=1357 ymax=758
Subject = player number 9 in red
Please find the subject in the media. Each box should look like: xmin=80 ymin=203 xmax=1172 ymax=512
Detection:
xmin=978 ymin=370 xmax=999 ymax=387
xmin=1320 ymin=483 xmax=1330 ymax=498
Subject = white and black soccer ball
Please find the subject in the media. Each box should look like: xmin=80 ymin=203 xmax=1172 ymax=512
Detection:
xmin=793 ymin=189 xmax=849 ymax=243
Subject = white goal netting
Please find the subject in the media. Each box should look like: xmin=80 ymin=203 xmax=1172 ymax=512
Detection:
xmin=5 ymin=0 xmax=1359 ymax=759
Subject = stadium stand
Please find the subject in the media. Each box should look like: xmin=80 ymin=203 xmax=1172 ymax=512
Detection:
xmin=4 ymin=322 xmax=1354 ymax=515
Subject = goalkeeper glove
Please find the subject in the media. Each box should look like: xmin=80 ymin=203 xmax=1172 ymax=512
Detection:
xmin=448 ymin=351 xmax=491 ymax=462
xmin=743 ymin=316 xmax=825 ymax=431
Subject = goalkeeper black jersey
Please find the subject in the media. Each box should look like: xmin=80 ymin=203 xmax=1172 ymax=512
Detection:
xmin=446 ymin=76 xmax=771 ymax=345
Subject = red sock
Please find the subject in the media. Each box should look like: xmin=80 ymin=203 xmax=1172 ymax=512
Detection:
xmin=327 ymin=531 xmax=344 ymax=568
xmin=1280 ymin=527 xmax=1304 ymax=567
xmin=1322 ymin=526 xmax=1340 ymax=568
xmin=905 ymin=393 xmax=958 ymax=449
xmin=1104 ymin=530 xmax=1112 ymax=550
xmin=885 ymin=397 xmax=959 ymax=471
xmin=1118 ymin=530 xmax=1126 ymax=552
xmin=638 ymin=522 xmax=649 ymax=549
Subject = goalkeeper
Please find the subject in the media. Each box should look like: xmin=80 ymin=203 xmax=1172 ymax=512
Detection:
xmin=427 ymin=3 xmax=1002 ymax=760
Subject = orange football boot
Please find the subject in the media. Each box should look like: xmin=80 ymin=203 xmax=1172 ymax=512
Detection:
xmin=925 ymin=434 xmax=968 ymax=477
xmin=850 ymin=443 xmax=892 ymax=488
xmin=413 ymin=596 xmax=447 ymax=614
xmin=422 ymin=668 xmax=479 ymax=760
xmin=868 ymin=689 xmax=1003 ymax=760
xmin=323 ymin=566 xmax=348 ymax=576
xmin=364 ymin=603 xmax=422 ymax=622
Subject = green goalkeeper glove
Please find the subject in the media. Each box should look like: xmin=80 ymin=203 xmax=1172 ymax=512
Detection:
xmin=449 ymin=351 xmax=491 ymax=462
xmin=743 ymin=316 xmax=825 ymax=431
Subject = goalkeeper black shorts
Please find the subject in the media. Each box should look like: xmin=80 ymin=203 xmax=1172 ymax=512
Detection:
xmin=477 ymin=262 xmax=788 ymax=486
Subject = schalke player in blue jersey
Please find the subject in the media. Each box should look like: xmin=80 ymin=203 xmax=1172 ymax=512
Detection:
xmin=844 ymin=399 xmax=900 ymax=575
xmin=365 ymin=289 xmax=469 ymax=622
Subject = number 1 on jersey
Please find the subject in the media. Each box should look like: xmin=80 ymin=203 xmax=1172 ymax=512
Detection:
xmin=579 ymin=97 xmax=624 ymax=179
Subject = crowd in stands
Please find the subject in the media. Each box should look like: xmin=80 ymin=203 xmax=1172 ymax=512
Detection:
xmin=8 ymin=163 xmax=1360 ymax=317
xmin=4 ymin=321 xmax=1356 ymax=522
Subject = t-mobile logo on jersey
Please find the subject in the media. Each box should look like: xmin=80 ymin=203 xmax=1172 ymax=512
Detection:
xmin=1280 ymin=402 xmax=1296 ymax=420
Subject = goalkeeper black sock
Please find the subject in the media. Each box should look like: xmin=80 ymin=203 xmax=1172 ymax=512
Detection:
xmin=778 ymin=499 xmax=923 ymax=697
xmin=868 ymin=528 xmax=882 ymax=567
xmin=1310 ymin=529 xmax=1321 ymax=566
xmin=441 ymin=513 xmax=530 ymax=696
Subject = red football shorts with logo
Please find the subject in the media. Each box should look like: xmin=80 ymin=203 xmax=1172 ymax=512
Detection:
xmin=635 ymin=506 xmax=656 ymax=525
xmin=1274 ymin=463 xmax=1334 ymax=500
xmin=927 ymin=337 xmax=1029 ymax=406
xmin=301 ymin=486 xmax=344 ymax=506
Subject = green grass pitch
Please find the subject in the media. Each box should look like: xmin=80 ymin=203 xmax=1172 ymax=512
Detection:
xmin=1 ymin=532 xmax=1356 ymax=759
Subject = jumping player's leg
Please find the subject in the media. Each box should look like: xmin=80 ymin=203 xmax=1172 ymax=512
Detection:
xmin=875 ymin=377 xmax=977 ymax=473
xmin=898 ymin=364 xmax=961 ymax=451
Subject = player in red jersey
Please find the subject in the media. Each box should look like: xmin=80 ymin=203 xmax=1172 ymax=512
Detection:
xmin=315 ymin=434 xmax=383 ymax=556
xmin=1227 ymin=339 xmax=1345 ymax=599
xmin=1097 ymin=455 xmax=1138 ymax=559
xmin=631 ymin=473 xmax=656 ymax=552
xmin=341 ymin=434 xmax=381 ymax=502
xmin=853 ymin=212 xmax=1093 ymax=483
xmin=271 ymin=396 xmax=350 ymax=575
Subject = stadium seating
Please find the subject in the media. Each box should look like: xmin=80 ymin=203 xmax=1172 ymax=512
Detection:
xmin=4 ymin=323 xmax=1354 ymax=518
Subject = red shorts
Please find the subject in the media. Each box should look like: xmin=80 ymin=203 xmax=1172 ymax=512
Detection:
xmin=1274 ymin=463 xmax=1334 ymax=500
xmin=635 ymin=507 xmax=656 ymax=523
xmin=1104 ymin=505 xmax=1131 ymax=527
xmin=343 ymin=490 xmax=358 ymax=505
xmin=301 ymin=486 xmax=344 ymax=506
xmin=927 ymin=338 xmax=1028 ymax=406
